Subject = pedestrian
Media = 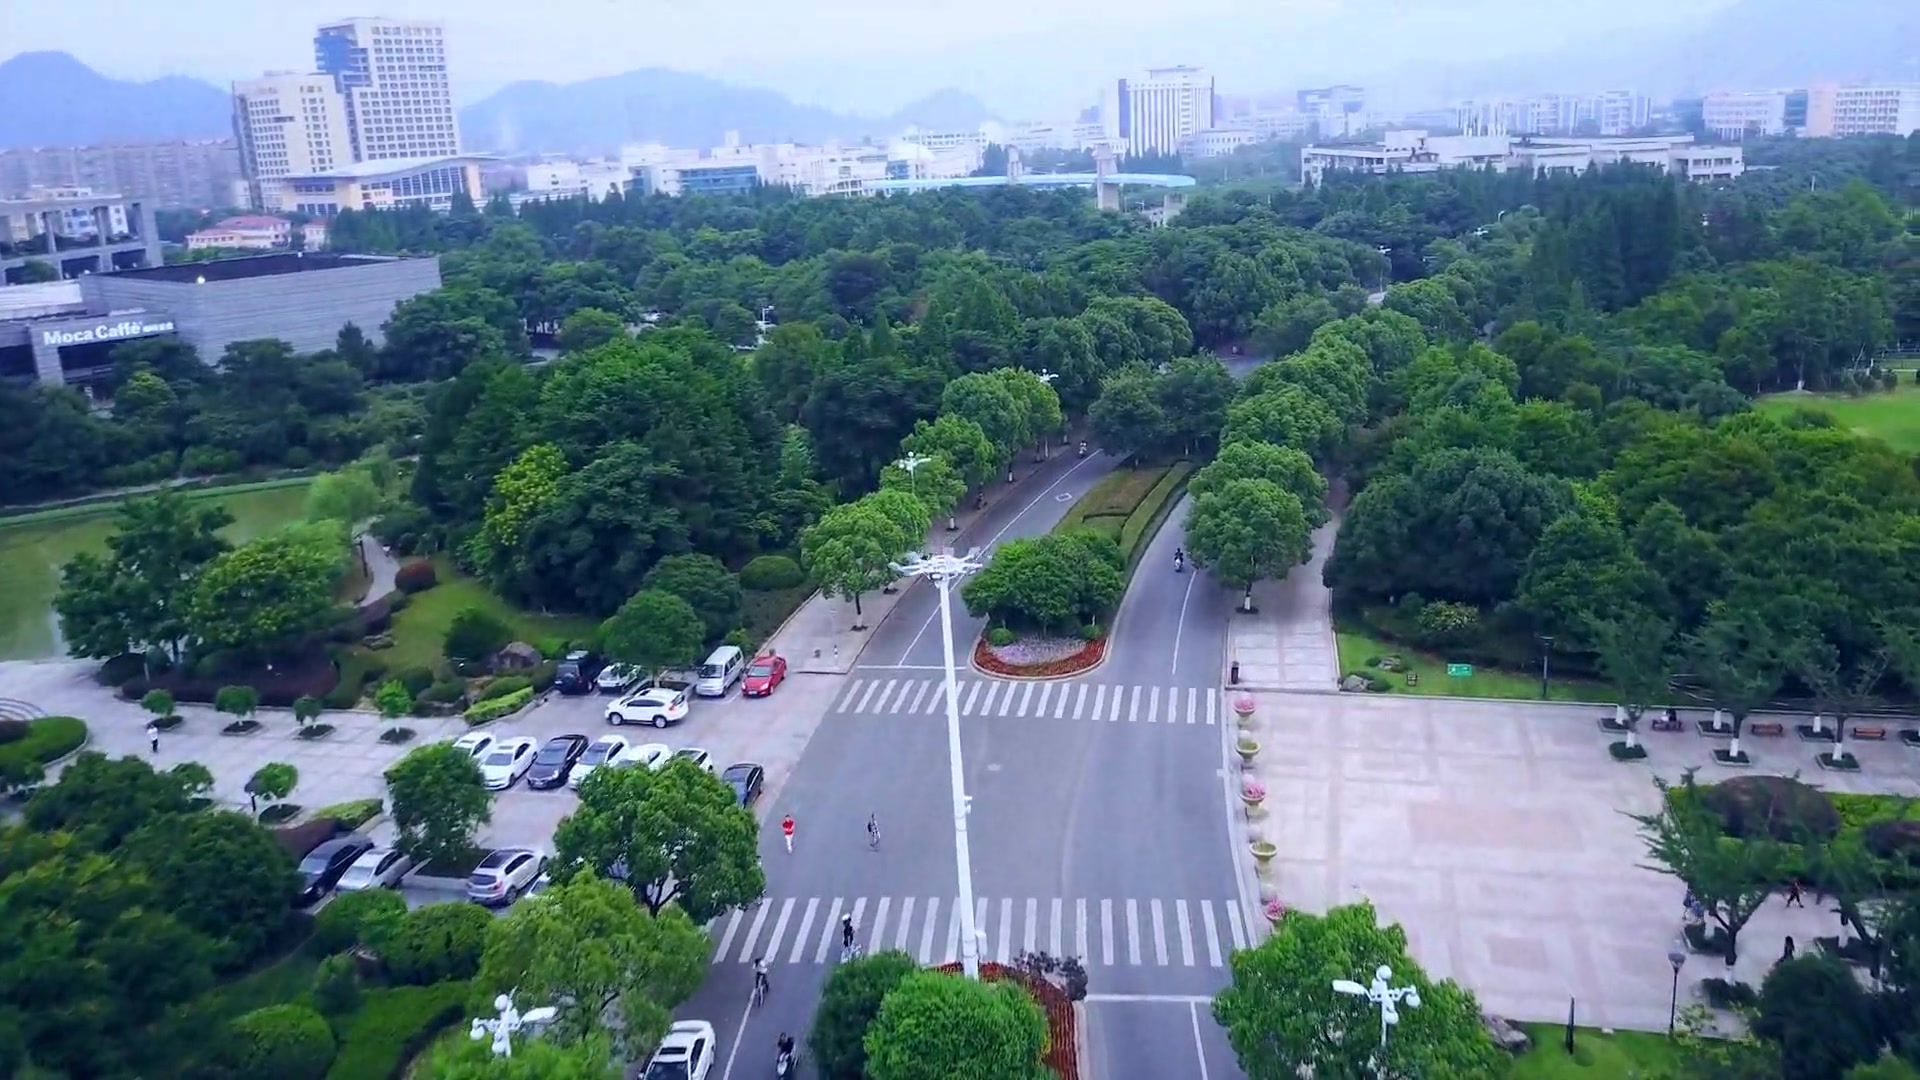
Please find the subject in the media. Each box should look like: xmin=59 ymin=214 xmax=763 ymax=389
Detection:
xmin=1683 ymin=887 xmax=1695 ymax=913
xmin=1786 ymin=878 xmax=1804 ymax=908
xmin=782 ymin=814 xmax=795 ymax=854
xmin=1781 ymin=936 xmax=1796 ymax=965
xmin=146 ymin=721 xmax=159 ymax=754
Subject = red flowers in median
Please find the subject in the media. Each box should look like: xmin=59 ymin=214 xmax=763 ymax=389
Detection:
xmin=934 ymin=961 xmax=1079 ymax=1080
xmin=974 ymin=637 xmax=1106 ymax=678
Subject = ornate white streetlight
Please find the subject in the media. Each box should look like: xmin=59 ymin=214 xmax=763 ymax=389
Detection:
xmin=892 ymin=547 xmax=986 ymax=978
xmin=470 ymin=993 xmax=558 ymax=1058
xmin=895 ymin=452 xmax=953 ymax=532
xmin=1035 ymin=370 xmax=1060 ymax=461
xmin=1332 ymin=964 xmax=1421 ymax=1057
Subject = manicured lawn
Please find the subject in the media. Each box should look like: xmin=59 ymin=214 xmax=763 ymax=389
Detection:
xmin=0 ymin=480 xmax=313 ymax=661
xmin=382 ymin=556 xmax=599 ymax=673
xmin=1508 ymin=1023 xmax=1683 ymax=1078
xmin=1335 ymin=624 xmax=1615 ymax=704
xmin=1756 ymin=382 xmax=1920 ymax=454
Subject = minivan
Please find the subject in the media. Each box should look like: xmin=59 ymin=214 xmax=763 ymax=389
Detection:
xmin=695 ymin=645 xmax=745 ymax=697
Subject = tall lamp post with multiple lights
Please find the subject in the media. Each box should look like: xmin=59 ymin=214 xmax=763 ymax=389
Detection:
xmin=892 ymin=547 xmax=986 ymax=978
xmin=1332 ymin=964 xmax=1421 ymax=1065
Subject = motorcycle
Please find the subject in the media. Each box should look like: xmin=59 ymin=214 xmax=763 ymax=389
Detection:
xmin=776 ymin=1050 xmax=795 ymax=1078
xmin=1174 ymin=554 xmax=1185 ymax=573
xmin=1076 ymin=441 xmax=1088 ymax=458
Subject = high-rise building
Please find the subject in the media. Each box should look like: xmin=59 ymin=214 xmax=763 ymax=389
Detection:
xmin=1297 ymin=85 xmax=1368 ymax=138
xmin=232 ymin=73 xmax=353 ymax=209
xmin=1592 ymin=90 xmax=1652 ymax=135
xmin=1104 ymin=66 xmax=1216 ymax=156
xmin=0 ymin=141 xmax=242 ymax=210
xmin=313 ymin=18 xmax=461 ymax=163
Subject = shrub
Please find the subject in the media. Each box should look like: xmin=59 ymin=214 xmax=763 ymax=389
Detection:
xmin=311 ymin=954 xmax=362 ymax=1016
xmin=221 ymin=1004 xmax=337 ymax=1080
xmin=0 ymin=720 xmax=29 ymax=746
xmin=121 ymin=652 xmax=342 ymax=710
xmin=0 ymin=716 xmax=88 ymax=773
xmin=530 ymin=661 xmax=557 ymax=693
xmin=310 ymin=798 xmax=383 ymax=829
xmin=1700 ymin=776 xmax=1841 ymax=843
xmin=418 ymin=680 xmax=466 ymax=705
xmin=1701 ymin=977 xmax=1758 ymax=1009
xmin=444 ymin=607 xmax=512 ymax=663
xmin=987 ymin=627 xmax=1016 ymax=647
xmin=1415 ymin=601 xmax=1480 ymax=647
xmin=463 ymin=687 xmax=532 ymax=723
xmin=313 ymin=887 xmax=408 ymax=956
xmin=1079 ymin=621 xmax=1102 ymax=641
xmin=741 ymin=553 xmax=806 ymax=591
xmin=394 ymin=665 xmax=435 ymax=695
xmin=973 ymin=637 xmax=1105 ymax=678
xmin=380 ymin=902 xmax=492 ymax=985
xmin=1863 ymin=819 xmax=1920 ymax=865
xmin=393 ymin=560 xmax=438 ymax=594
xmin=476 ymin=675 xmax=532 ymax=702
xmin=97 ymin=652 xmax=153 ymax=685
xmin=322 ymin=982 xmax=469 ymax=1080
xmin=809 ymin=950 xmax=919 ymax=1080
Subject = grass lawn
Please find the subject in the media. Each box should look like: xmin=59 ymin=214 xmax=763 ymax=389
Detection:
xmin=1756 ymin=382 xmax=1920 ymax=455
xmin=1335 ymin=623 xmax=1615 ymax=704
xmin=382 ymin=556 xmax=599 ymax=673
xmin=1508 ymin=1024 xmax=1683 ymax=1078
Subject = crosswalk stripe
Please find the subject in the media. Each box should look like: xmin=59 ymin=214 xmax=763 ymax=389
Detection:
xmin=856 ymin=681 xmax=880 ymax=712
xmin=1207 ymin=691 xmax=1218 ymax=726
xmin=1227 ymin=902 xmax=1247 ymax=950
xmin=880 ymin=680 xmax=906 ymax=712
xmin=1101 ymin=899 xmax=1114 ymax=965
xmin=1186 ymin=688 xmax=1197 ymax=724
xmin=817 ymin=899 xmax=843 ymax=963
xmin=918 ymin=897 xmax=938 ymax=962
xmin=1109 ymin=687 xmax=1123 ymax=723
xmin=926 ymin=684 xmax=945 ymax=715
xmin=1075 ymin=899 xmax=1088 ymax=959
xmin=715 ymin=908 xmax=744 ymax=961
xmin=1151 ymin=899 xmax=1168 ymax=965
xmin=961 ymin=683 xmax=980 ymax=715
xmin=870 ymin=897 xmax=890 ymax=954
xmin=1050 ymin=898 xmax=1063 ymax=956
xmin=1202 ymin=901 xmax=1222 ymax=967
xmin=1021 ymin=683 xmax=1038 ymax=717
xmin=1092 ymin=684 xmax=1107 ymax=721
xmin=1067 ymin=685 xmax=1083 ymax=719
xmin=835 ymin=681 xmax=862 ymax=711
xmin=1036 ymin=683 xmax=1053 ymax=717
xmin=1126 ymin=900 xmax=1142 ymax=964
xmin=944 ymin=898 xmax=961 ymax=962
xmin=894 ymin=897 xmax=916 ymax=951
xmin=997 ymin=898 xmax=1012 ymax=962
xmin=763 ymin=898 xmax=796 ymax=963
xmin=738 ymin=899 xmax=772 ymax=962
xmin=1053 ymin=685 xmax=1069 ymax=719
xmin=1126 ymin=686 xmax=1140 ymax=723
xmin=790 ymin=898 xmax=819 ymax=964
xmin=849 ymin=898 xmax=868 ymax=956
xmin=1024 ymin=898 xmax=1038 ymax=955
xmin=1148 ymin=686 xmax=1161 ymax=724
xmin=842 ymin=677 xmax=1228 ymax=726
xmin=1176 ymin=900 xmax=1195 ymax=966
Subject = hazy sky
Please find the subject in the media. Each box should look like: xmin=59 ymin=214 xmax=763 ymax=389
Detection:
xmin=1 ymin=0 xmax=1743 ymax=115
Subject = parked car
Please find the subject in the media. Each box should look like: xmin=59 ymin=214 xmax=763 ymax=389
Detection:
xmin=553 ymin=650 xmax=606 ymax=695
xmin=452 ymin=731 xmax=495 ymax=759
xmin=671 ymin=747 xmax=715 ymax=773
xmin=466 ymin=847 xmax=549 ymax=906
xmin=605 ymin=686 xmax=691 ymax=729
xmin=570 ymin=735 xmax=630 ymax=789
xmin=741 ymin=653 xmax=787 ymax=697
xmin=296 ymin=834 xmax=375 ymax=905
xmin=620 ymin=742 xmax=672 ymax=771
xmin=644 ymin=1020 xmax=716 ymax=1080
xmin=525 ymin=734 xmax=590 ymax=789
xmin=720 ymin=762 xmax=764 ymax=806
xmin=596 ymin=662 xmax=643 ymax=693
xmin=479 ymin=735 xmax=538 ymax=790
xmin=335 ymin=846 xmax=413 ymax=892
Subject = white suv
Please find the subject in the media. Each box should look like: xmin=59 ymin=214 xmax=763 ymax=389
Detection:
xmin=606 ymin=686 xmax=691 ymax=728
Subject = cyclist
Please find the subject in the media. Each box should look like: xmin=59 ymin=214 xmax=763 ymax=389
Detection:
xmin=867 ymin=813 xmax=881 ymax=849
xmin=841 ymin=913 xmax=856 ymax=950
xmin=752 ymin=956 xmax=770 ymax=1001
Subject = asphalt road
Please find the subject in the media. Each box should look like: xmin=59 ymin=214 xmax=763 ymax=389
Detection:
xmin=1103 ymin=493 xmax=1233 ymax=688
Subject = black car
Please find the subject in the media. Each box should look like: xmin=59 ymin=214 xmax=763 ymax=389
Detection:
xmin=525 ymin=733 xmax=590 ymax=789
xmin=296 ymin=834 xmax=374 ymax=905
xmin=720 ymin=762 xmax=764 ymax=807
xmin=553 ymin=649 xmax=605 ymax=695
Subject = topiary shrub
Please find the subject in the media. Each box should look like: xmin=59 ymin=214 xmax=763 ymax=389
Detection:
xmin=393 ymin=560 xmax=438 ymax=594
xmin=1414 ymin=601 xmax=1480 ymax=647
xmin=741 ymin=554 xmax=806 ymax=591
xmin=394 ymin=665 xmax=435 ymax=696
xmin=475 ymin=676 xmax=532 ymax=702
xmin=380 ymin=902 xmax=492 ymax=985
xmin=311 ymin=954 xmax=362 ymax=1016
xmin=313 ymin=887 xmax=407 ymax=956
xmin=444 ymin=608 xmax=512 ymax=664
xmin=987 ymin=627 xmax=1016 ymax=647
xmin=221 ymin=1004 xmax=337 ymax=1080
xmin=418 ymin=680 xmax=466 ymax=705
xmin=1699 ymin=776 xmax=1841 ymax=843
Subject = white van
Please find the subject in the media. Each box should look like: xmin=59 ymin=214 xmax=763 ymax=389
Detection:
xmin=695 ymin=645 xmax=745 ymax=698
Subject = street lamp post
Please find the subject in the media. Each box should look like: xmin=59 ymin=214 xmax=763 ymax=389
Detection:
xmin=1667 ymin=946 xmax=1687 ymax=1037
xmin=892 ymin=548 xmax=986 ymax=979
xmin=1538 ymin=634 xmax=1555 ymax=700
xmin=896 ymin=452 xmax=952 ymax=532
xmin=470 ymin=993 xmax=557 ymax=1058
xmin=1332 ymin=964 xmax=1421 ymax=1063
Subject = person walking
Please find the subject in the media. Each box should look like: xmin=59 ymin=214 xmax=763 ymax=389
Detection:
xmin=782 ymin=814 xmax=795 ymax=854
xmin=146 ymin=721 xmax=159 ymax=755
xmin=1780 ymin=936 xmax=1796 ymax=965
xmin=1786 ymin=878 xmax=1805 ymax=908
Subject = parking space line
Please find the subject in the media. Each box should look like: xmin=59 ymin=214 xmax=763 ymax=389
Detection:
xmin=789 ymin=898 xmax=818 ymax=964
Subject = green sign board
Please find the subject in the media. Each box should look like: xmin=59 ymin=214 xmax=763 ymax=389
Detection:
xmin=1446 ymin=663 xmax=1473 ymax=677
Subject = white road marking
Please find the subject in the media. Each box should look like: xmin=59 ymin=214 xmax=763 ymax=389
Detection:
xmin=1227 ymin=902 xmax=1247 ymax=950
xmin=1025 ymin=898 xmax=1038 ymax=955
xmin=1170 ymin=567 xmax=1197 ymax=676
xmin=907 ymin=681 xmax=929 ymax=714
xmin=856 ymin=681 xmax=881 ymax=712
xmin=761 ymin=899 xmax=796 ymax=964
xmin=1151 ymin=899 xmax=1168 ymax=965
xmin=944 ymin=897 xmax=961 ymax=962
xmin=1101 ymin=899 xmax=1114 ymax=965
xmin=997 ymin=898 xmax=1012 ymax=962
xmin=869 ymin=897 xmax=890 ymax=952
xmin=919 ymin=897 xmax=940 ymax=962
xmin=894 ymin=896 xmax=916 ymax=951
xmin=737 ymin=900 xmax=772 ymax=962
xmin=835 ymin=681 xmax=863 ymax=711
xmin=1126 ymin=900 xmax=1142 ymax=965
xmin=1017 ymin=682 xmax=1035 ymax=717
xmin=714 ymin=908 xmax=744 ymax=961
xmin=1050 ymin=898 xmax=1063 ymax=956
xmin=816 ymin=898 xmax=842 ymax=963
xmin=1201 ymin=901 xmax=1223 ymax=967
xmin=788 ymin=898 xmax=818 ymax=964
xmin=1189 ymin=1001 xmax=1213 ymax=1080
xmin=1176 ymin=900 xmax=1195 ymax=966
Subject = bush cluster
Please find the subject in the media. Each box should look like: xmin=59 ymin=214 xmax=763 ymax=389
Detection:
xmin=463 ymin=686 xmax=532 ymax=724
xmin=741 ymin=553 xmax=807 ymax=591
xmin=322 ymin=982 xmax=469 ymax=1080
xmin=121 ymin=652 xmax=342 ymax=710
xmin=379 ymin=902 xmax=491 ymax=985
xmin=393 ymin=560 xmax=438 ymax=593
xmin=475 ymin=675 xmax=532 ymax=702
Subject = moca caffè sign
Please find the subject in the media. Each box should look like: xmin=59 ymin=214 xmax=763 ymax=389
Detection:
xmin=40 ymin=318 xmax=176 ymax=348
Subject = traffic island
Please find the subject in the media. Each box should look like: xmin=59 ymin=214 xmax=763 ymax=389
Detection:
xmin=932 ymin=960 xmax=1080 ymax=1080
xmin=972 ymin=635 xmax=1107 ymax=680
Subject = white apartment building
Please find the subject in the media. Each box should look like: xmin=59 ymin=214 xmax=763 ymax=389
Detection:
xmin=1701 ymin=90 xmax=1790 ymax=138
xmin=1302 ymin=132 xmax=1741 ymax=186
xmin=232 ymin=72 xmax=353 ymax=209
xmin=314 ymin=18 xmax=460 ymax=163
xmin=1105 ymin=66 xmax=1216 ymax=156
xmin=1806 ymin=83 xmax=1920 ymax=137
xmin=1593 ymin=90 xmax=1652 ymax=135
xmin=1298 ymin=85 xmax=1369 ymax=138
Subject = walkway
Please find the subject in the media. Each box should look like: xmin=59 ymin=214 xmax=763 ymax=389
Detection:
xmin=1224 ymin=516 xmax=1340 ymax=692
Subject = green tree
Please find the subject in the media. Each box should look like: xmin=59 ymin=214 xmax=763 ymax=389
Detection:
xmin=1158 ymin=355 xmax=1238 ymax=456
xmin=961 ymin=531 xmax=1124 ymax=632
xmin=141 ymin=688 xmax=176 ymax=724
xmin=1633 ymin=773 xmax=1794 ymax=968
xmin=1686 ymin=596 xmax=1801 ymax=760
xmin=1087 ymin=367 xmax=1169 ymax=463
xmin=377 ymin=901 xmax=493 ymax=984
xmin=1517 ymin=508 xmax=1664 ymax=649
xmin=219 ymin=1004 xmax=337 ymax=1080
xmin=384 ymin=743 xmax=491 ymax=869
xmin=902 ymin=414 xmax=999 ymax=492
xmin=215 ymin=684 xmax=260 ymax=727
xmin=600 ymin=589 xmax=706 ymax=679
xmin=1184 ymin=479 xmax=1313 ymax=612
xmin=54 ymin=490 xmax=233 ymax=663
xmin=421 ymin=1035 xmax=620 ymax=1079
xmin=1754 ymin=955 xmax=1879 ymax=1080
xmin=939 ymin=373 xmax=1026 ymax=468
xmin=862 ymin=970 xmax=1050 ymax=1080
xmin=988 ymin=367 xmax=1065 ymax=457
xmin=1221 ymin=386 xmax=1342 ymax=460
xmin=23 ymin=752 xmax=195 ymax=847
xmin=310 ymin=954 xmax=361 ymax=1016
xmin=641 ymin=554 xmax=743 ymax=642
xmin=475 ymin=874 xmax=708 ymax=1059
xmin=311 ymin=887 xmax=407 ymax=955
xmin=304 ymin=467 xmax=382 ymax=526
xmin=466 ymin=443 xmax=569 ymax=583
xmin=553 ymin=760 xmax=765 ymax=920
xmin=810 ymin=950 xmax=920 ymax=1080
xmin=444 ymin=607 xmax=513 ymax=663
xmin=1187 ymin=441 xmax=1328 ymax=527
xmin=880 ymin=451 xmax=967 ymax=524
xmin=126 ymin=809 xmax=298 ymax=965
xmin=556 ymin=307 xmax=627 ymax=353
xmin=801 ymin=500 xmax=913 ymax=626
xmin=245 ymin=761 xmax=298 ymax=815
xmin=1586 ymin=607 xmax=1676 ymax=751
xmin=1213 ymin=901 xmax=1504 ymax=1080
xmin=373 ymin=678 xmax=414 ymax=723
xmin=188 ymin=523 xmax=348 ymax=655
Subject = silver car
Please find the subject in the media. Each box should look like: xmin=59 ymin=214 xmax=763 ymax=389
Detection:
xmin=335 ymin=846 xmax=413 ymax=892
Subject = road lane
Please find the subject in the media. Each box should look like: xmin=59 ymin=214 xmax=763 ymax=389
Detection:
xmin=1103 ymin=493 xmax=1234 ymax=688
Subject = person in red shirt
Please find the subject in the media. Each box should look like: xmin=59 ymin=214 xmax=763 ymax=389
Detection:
xmin=781 ymin=814 xmax=795 ymax=854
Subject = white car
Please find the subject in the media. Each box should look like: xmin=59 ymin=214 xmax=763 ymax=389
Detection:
xmin=452 ymin=731 xmax=495 ymax=759
xmin=466 ymin=847 xmax=549 ymax=906
xmin=606 ymin=686 xmax=691 ymax=729
xmin=671 ymin=747 xmax=714 ymax=773
xmin=644 ymin=1020 xmax=716 ymax=1080
xmin=479 ymin=736 xmax=538 ymax=790
xmin=620 ymin=742 xmax=672 ymax=771
xmin=570 ymin=735 xmax=630 ymax=789
xmin=335 ymin=846 xmax=413 ymax=892
xmin=596 ymin=663 xmax=643 ymax=693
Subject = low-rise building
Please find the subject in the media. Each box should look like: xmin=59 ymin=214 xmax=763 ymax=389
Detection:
xmin=1 ymin=187 xmax=158 ymax=282
xmin=274 ymin=154 xmax=488 ymax=215
xmin=1301 ymin=132 xmax=1742 ymax=186
xmin=185 ymin=214 xmax=294 ymax=250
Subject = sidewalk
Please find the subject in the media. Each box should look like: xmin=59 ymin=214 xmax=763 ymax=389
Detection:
xmin=1222 ymin=517 xmax=1341 ymax=692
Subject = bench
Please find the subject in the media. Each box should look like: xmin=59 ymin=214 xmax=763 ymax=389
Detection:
xmin=1749 ymin=722 xmax=1786 ymax=737
xmin=1854 ymin=726 xmax=1888 ymax=741
xmin=1650 ymin=717 xmax=1685 ymax=733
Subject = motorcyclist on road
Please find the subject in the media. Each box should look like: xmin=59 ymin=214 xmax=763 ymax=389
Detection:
xmin=1174 ymin=547 xmax=1186 ymax=570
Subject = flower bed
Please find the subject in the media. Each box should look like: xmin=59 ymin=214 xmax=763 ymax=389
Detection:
xmin=975 ymin=636 xmax=1106 ymax=678
xmin=933 ymin=961 xmax=1078 ymax=1080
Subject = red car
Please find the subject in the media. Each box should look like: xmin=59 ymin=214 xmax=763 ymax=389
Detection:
xmin=742 ymin=653 xmax=787 ymax=697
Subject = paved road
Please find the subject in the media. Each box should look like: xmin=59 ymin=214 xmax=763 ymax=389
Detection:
xmin=1105 ymin=494 xmax=1233 ymax=688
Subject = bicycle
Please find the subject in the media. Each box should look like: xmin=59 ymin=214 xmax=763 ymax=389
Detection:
xmin=752 ymin=960 xmax=770 ymax=1007
xmin=840 ymin=943 xmax=864 ymax=963
xmin=867 ymin=816 xmax=881 ymax=851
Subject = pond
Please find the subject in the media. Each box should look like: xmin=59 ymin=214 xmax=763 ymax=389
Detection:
xmin=0 ymin=481 xmax=313 ymax=661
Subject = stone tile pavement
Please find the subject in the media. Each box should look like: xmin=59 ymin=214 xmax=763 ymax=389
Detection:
xmin=1225 ymin=518 xmax=1340 ymax=693
xmin=1236 ymin=691 xmax=1920 ymax=1033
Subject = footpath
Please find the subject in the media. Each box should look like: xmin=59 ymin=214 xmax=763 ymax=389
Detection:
xmin=1222 ymin=516 xmax=1342 ymax=693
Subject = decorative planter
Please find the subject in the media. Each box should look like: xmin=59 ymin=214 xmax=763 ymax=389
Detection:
xmin=1235 ymin=739 xmax=1260 ymax=764
xmin=1249 ymin=839 xmax=1277 ymax=867
xmin=1233 ymin=695 xmax=1257 ymax=729
xmin=220 ymin=719 xmax=262 ymax=736
xmin=1241 ymin=780 xmax=1266 ymax=809
xmin=295 ymin=724 xmax=336 ymax=741
xmin=1263 ymin=899 xmax=1285 ymax=924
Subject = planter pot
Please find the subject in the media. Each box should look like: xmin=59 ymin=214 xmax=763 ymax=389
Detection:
xmin=1233 ymin=696 xmax=1256 ymax=727
xmin=1235 ymin=741 xmax=1260 ymax=763
xmin=1241 ymin=794 xmax=1265 ymax=809
xmin=1249 ymin=840 xmax=1276 ymax=865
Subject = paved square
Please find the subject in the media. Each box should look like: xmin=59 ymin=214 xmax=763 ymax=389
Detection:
xmin=1253 ymin=691 xmax=1920 ymax=1031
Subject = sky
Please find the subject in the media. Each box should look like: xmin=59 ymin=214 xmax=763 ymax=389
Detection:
xmin=0 ymin=0 xmax=1744 ymax=117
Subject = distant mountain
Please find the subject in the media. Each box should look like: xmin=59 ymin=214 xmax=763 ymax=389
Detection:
xmin=459 ymin=68 xmax=996 ymax=155
xmin=0 ymin=52 xmax=231 ymax=148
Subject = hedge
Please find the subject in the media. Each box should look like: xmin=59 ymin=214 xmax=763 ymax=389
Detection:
xmin=1681 ymin=781 xmax=1920 ymax=890
xmin=393 ymin=560 xmax=438 ymax=594
xmin=475 ymin=676 xmax=532 ymax=702
xmin=324 ymin=981 xmax=470 ymax=1080
xmin=1118 ymin=461 xmax=1195 ymax=564
xmin=121 ymin=651 xmax=341 ymax=710
xmin=741 ymin=554 xmax=806 ymax=591
xmin=0 ymin=716 xmax=88 ymax=773
xmin=325 ymin=651 xmax=389 ymax=709
xmin=463 ymin=687 xmax=532 ymax=724
xmin=310 ymin=798 xmax=383 ymax=829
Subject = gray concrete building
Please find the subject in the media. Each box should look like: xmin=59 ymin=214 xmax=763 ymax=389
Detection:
xmin=0 ymin=141 xmax=243 ymax=212
xmin=0 ymin=251 xmax=440 ymax=386
xmin=1 ymin=188 xmax=161 ymax=283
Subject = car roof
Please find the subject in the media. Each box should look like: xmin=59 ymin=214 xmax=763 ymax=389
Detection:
xmin=674 ymin=747 xmax=709 ymax=757
xmin=479 ymin=847 xmax=539 ymax=867
xmin=490 ymin=735 xmax=536 ymax=750
xmin=658 ymin=1019 xmax=715 ymax=1049
xmin=589 ymin=734 xmax=627 ymax=747
xmin=350 ymin=845 xmax=395 ymax=862
xmin=311 ymin=834 xmax=369 ymax=854
xmin=543 ymin=733 xmax=587 ymax=746
xmin=721 ymin=761 xmax=760 ymax=775
xmin=454 ymin=731 xmax=491 ymax=744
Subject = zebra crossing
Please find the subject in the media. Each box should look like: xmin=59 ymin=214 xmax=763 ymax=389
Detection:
xmin=834 ymin=677 xmax=1225 ymax=726
xmin=708 ymin=896 xmax=1255 ymax=969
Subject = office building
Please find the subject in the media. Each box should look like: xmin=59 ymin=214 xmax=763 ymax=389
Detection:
xmin=1805 ymin=83 xmax=1920 ymax=137
xmin=232 ymin=73 xmax=354 ymax=210
xmin=0 ymin=141 xmax=242 ymax=212
xmin=1301 ymin=131 xmax=1741 ymax=186
xmin=1104 ymin=67 xmax=1216 ymax=156
xmin=1 ymin=187 xmax=159 ymax=282
xmin=1593 ymin=90 xmax=1652 ymax=135
xmin=278 ymin=155 xmax=487 ymax=215
xmin=1701 ymin=90 xmax=1790 ymax=138
xmin=314 ymin=18 xmax=461 ymax=162
xmin=1298 ymin=85 xmax=1368 ymax=138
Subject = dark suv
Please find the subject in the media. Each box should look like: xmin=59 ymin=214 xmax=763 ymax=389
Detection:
xmin=553 ymin=650 xmax=605 ymax=695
